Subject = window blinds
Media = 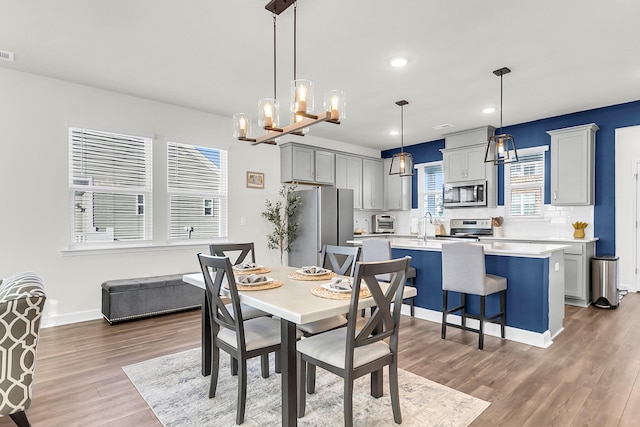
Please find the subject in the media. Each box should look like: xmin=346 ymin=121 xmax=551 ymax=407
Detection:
xmin=70 ymin=127 xmax=152 ymax=242
xmin=167 ymin=142 xmax=228 ymax=239
xmin=423 ymin=163 xmax=444 ymax=217
xmin=507 ymin=151 xmax=545 ymax=217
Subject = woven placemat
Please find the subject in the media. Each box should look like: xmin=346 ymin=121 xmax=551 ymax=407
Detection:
xmin=310 ymin=286 xmax=371 ymax=300
xmin=287 ymin=271 xmax=337 ymax=281
xmin=233 ymin=267 xmax=272 ymax=275
xmin=225 ymin=280 xmax=282 ymax=291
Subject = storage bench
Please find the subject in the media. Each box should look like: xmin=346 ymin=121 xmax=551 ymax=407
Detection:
xmin=101 ymin=273 xmax=202 ymax=324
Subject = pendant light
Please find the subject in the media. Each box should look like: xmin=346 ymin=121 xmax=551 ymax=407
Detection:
xmin=484 ymin=67 xmax=519 ymax=165
xmin=233 ymin=0 xmax=345 ymax=146
xmin=389 ymin=100 xmax=414 ymax=176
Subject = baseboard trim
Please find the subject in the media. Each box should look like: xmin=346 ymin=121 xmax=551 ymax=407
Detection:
xmin=406 ymin=306 xmax=554 ymax=348
xmin=41 ymin=309 xmax=103 ymax=328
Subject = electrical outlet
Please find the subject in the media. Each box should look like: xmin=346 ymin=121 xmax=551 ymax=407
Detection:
xmin=241 ymin=217 xmax=247 ymax=226
xmin=555 ymin=262 xmax=560 ymax=271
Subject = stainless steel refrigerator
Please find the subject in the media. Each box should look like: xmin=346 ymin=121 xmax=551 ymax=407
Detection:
xmin=288 ymin=187 xmax=354 ymax=267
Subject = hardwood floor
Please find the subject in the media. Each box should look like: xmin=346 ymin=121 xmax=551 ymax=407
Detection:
xmin=4 ymin=294 xmax=640 ymax=426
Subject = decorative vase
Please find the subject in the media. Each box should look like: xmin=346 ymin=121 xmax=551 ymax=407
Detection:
xmin=493 ymin=226 xmax=504 ymax=238
xmin=573 ymin=229 xmax=585 ymax=239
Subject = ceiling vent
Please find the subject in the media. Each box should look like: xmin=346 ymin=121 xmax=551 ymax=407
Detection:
xmin=0 ymin=50 xmax=15 ymax=62
xmin=433 ymin=123 xmax=453 ymax=130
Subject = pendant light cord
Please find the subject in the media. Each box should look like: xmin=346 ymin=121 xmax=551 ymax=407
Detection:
xmin=400 ymin=104 xmax=404 ymax=153
xmin=499 ymin=73 xmax=503 ymax=134
xmin=293 ymin=1 xmax=297 ymax=81
xmin=272 ymin=13 xmax=277 ymax=100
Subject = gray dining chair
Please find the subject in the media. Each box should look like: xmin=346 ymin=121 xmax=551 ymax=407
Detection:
xmin=296 ymin=256 xmax=410 ymax=427
xmin=209 ymin=242 xmax=269 ymax=321
xmin=361 ymin=238 xmax=416 ymax=317
xmin=197 ymin=253 xmax=301 ymax=425
xmin=297 ymin=244 xmax=360 ymax=392
xmin=441 ymin=241 xmax=507 ymax=350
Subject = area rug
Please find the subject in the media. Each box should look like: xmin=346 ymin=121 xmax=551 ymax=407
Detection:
xmin=123 ymin=348 xmax=489 ymax=427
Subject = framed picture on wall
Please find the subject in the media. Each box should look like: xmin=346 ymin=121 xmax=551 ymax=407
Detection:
xmin=246 ymin=171 xmax=264 ymax=189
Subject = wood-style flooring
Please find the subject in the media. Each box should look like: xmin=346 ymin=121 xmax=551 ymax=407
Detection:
xmin=3 ymin=294 xmax=640 ymax=426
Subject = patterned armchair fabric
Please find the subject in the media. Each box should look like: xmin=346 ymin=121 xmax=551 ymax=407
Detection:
xmin=0 ymin=272 xmax=46 ymax=425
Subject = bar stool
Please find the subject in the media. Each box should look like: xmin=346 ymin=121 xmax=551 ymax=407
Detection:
xmin=441 ymin=241 xmax=506 ymax=350
xmin=361 ymin=239 xmax=416 ymax=317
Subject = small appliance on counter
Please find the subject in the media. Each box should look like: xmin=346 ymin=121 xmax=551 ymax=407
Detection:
xmin=435 ymin=218 xmax=493 ymax=241
xmin=373 ymin=214 xmax=395 ymax=234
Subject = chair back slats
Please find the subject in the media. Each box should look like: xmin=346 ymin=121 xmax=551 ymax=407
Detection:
xmin=321 ymin=245 xmax=361 ymax=276
xmin=346 ymin=257 xmax=409 ymax=366
xmin=198 ymin=253 xmax=246 ymax=350
xmin=209 ymin=243 xmax=256 ymax=266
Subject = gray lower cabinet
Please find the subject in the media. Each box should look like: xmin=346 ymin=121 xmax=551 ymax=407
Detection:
xmin=335 ymin=154 xmax=363 ymax=209
xmin=280 ymin=143 xmax=335 ymax=185
xmin=481 ymin=237 xmax=596 ymax=307
xmin=362 ymin=159 xmax=384 ymax=210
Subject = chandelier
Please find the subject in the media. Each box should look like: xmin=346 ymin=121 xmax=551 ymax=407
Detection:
xmin=484 ymin=66 xmax=518 ymax=164
xmin=233 ymin=0 xmax=345 ymax=145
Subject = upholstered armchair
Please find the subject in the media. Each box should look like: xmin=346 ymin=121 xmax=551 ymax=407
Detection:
xmin=0 ymin=272 xmax=46 ymax=427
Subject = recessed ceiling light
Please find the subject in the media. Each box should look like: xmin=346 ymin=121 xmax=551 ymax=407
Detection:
xmin=432 ymin=123 xmax=453 ymax=130
xmin=389 ymin=57 xmax=408 ymax=68
xmin=389 ymin=130 xmax=400 ymax=136
xmin=483 ymin=107 xmax=496 ymax=114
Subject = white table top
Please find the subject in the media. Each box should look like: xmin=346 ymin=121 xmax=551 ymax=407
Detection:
xmin=183 ymin=266 xmax=417 ymax=325
xmin=348 ymin=238 xmax=569 ymax=258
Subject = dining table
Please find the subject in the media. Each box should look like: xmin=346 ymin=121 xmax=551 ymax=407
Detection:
xmin=183 ymin=264 xmax=417 ymax=427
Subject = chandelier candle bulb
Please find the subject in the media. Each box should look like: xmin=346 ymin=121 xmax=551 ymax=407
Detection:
xmin=233 ymin=113 xmax=251 ymax=139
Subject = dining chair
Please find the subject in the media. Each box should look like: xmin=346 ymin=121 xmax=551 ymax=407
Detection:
xmin=209 ymin=242 xmax=269 ymax=321
xmin=296 ymin=256 xmax=410 ymax=427
xmin=297 ymin=244 xmax=360 ymax=392
xmin=361 ymin=238 xmax=416 ymax=317
xmin=197 ymin=253 xmax=299 ymax=425
xmin=441 ymin=241 xmax=507 ymax=350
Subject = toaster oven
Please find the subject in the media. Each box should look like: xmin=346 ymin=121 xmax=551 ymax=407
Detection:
xmin=373 ymin=214 xmax=395 ymax=233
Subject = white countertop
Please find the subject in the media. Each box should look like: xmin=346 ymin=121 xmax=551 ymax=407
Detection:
xmin=479 ymin=236 xmax=599 ymax=243
xmin=348 ymin=237 xmax=569 ymax=258
xmin=352 ymin=233 xmax=416 ymax=238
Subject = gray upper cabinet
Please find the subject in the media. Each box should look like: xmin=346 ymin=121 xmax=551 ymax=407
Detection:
xmin=280 ymin=143 xmax=335 ymax=185
xmin=548 ymin=123 xmax=598 ymax=206
xmin=335 ymin=154 xmax=363 ymax=209
xmin=362 ymin=158 xmax=384 ymax=210
xmin=441 ymin=144 xmax=487 ymax=183
xmin=383 ymin=158 xmax=411 ymax=211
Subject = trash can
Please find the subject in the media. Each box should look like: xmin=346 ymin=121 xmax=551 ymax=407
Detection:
xmin=591 ymin=256 xmax=620 ymax=309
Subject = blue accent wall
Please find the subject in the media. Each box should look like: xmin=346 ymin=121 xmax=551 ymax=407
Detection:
xmin=383 ymin=100 xmax=640 ymax=256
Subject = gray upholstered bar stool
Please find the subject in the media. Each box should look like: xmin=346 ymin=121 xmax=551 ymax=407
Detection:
xmin=361 ymin=238 xmax=416 ymax=317
xmin=441 ymin=241 xmax=507 ymax=350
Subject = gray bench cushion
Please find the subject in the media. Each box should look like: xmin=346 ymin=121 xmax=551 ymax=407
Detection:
xmin=101 ymin=273 xmax=201 ymax=324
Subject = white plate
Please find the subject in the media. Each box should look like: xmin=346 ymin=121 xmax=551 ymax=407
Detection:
xmin=237 ymin=276 xmax=273 ymax=287
xmin=321 ymin=282 xmax=351 ymax=293
xmin=297 ymin=268 xmax=331 ymax=276
xmin=233 ymin=264 xmax=262 ymax=272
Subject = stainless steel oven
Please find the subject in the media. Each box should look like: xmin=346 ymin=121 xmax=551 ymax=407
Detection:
xmin=373 ymin=214 xmax=395 ymax=233
xmin=435 ymin=218 xmax=493 ymax=241
xmin=443 ymin=180 xmax=487 ymax=208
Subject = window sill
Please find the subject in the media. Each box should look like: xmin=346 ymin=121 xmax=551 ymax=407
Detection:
xmin=60 ymin=239 xmax=225 ymax=257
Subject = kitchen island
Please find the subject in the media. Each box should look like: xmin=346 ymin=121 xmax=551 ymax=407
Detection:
xmin=349 ymin=238 xmax=568 ymax=348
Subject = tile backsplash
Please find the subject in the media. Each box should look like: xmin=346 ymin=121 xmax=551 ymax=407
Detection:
xmin=357 ymin=204 xmax=595 ymax=239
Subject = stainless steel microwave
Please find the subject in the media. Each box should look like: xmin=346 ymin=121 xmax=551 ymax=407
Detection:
xmin=443 ymin=180 xmax=487 ymax=208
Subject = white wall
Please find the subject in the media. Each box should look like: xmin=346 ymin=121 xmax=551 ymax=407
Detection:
xmin=0 ymin=68 xmax=367 ymax=325
xmin=615 ymin=125 xmax=640 ymax=290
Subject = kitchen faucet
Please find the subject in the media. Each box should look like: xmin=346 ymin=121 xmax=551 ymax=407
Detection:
xmin=423 ymin=211 xmax=433 ymax=242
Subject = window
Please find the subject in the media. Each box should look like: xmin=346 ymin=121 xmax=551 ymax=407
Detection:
xmin=505 ymin=147 xmax=547 ymax=218
xmin=70 ymin=127 xmax=153 ymax=244
xmin=167 ymin=142 xmax=228 ymax=239
xmin=417 ymin=161 xmax=444 ymax=217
